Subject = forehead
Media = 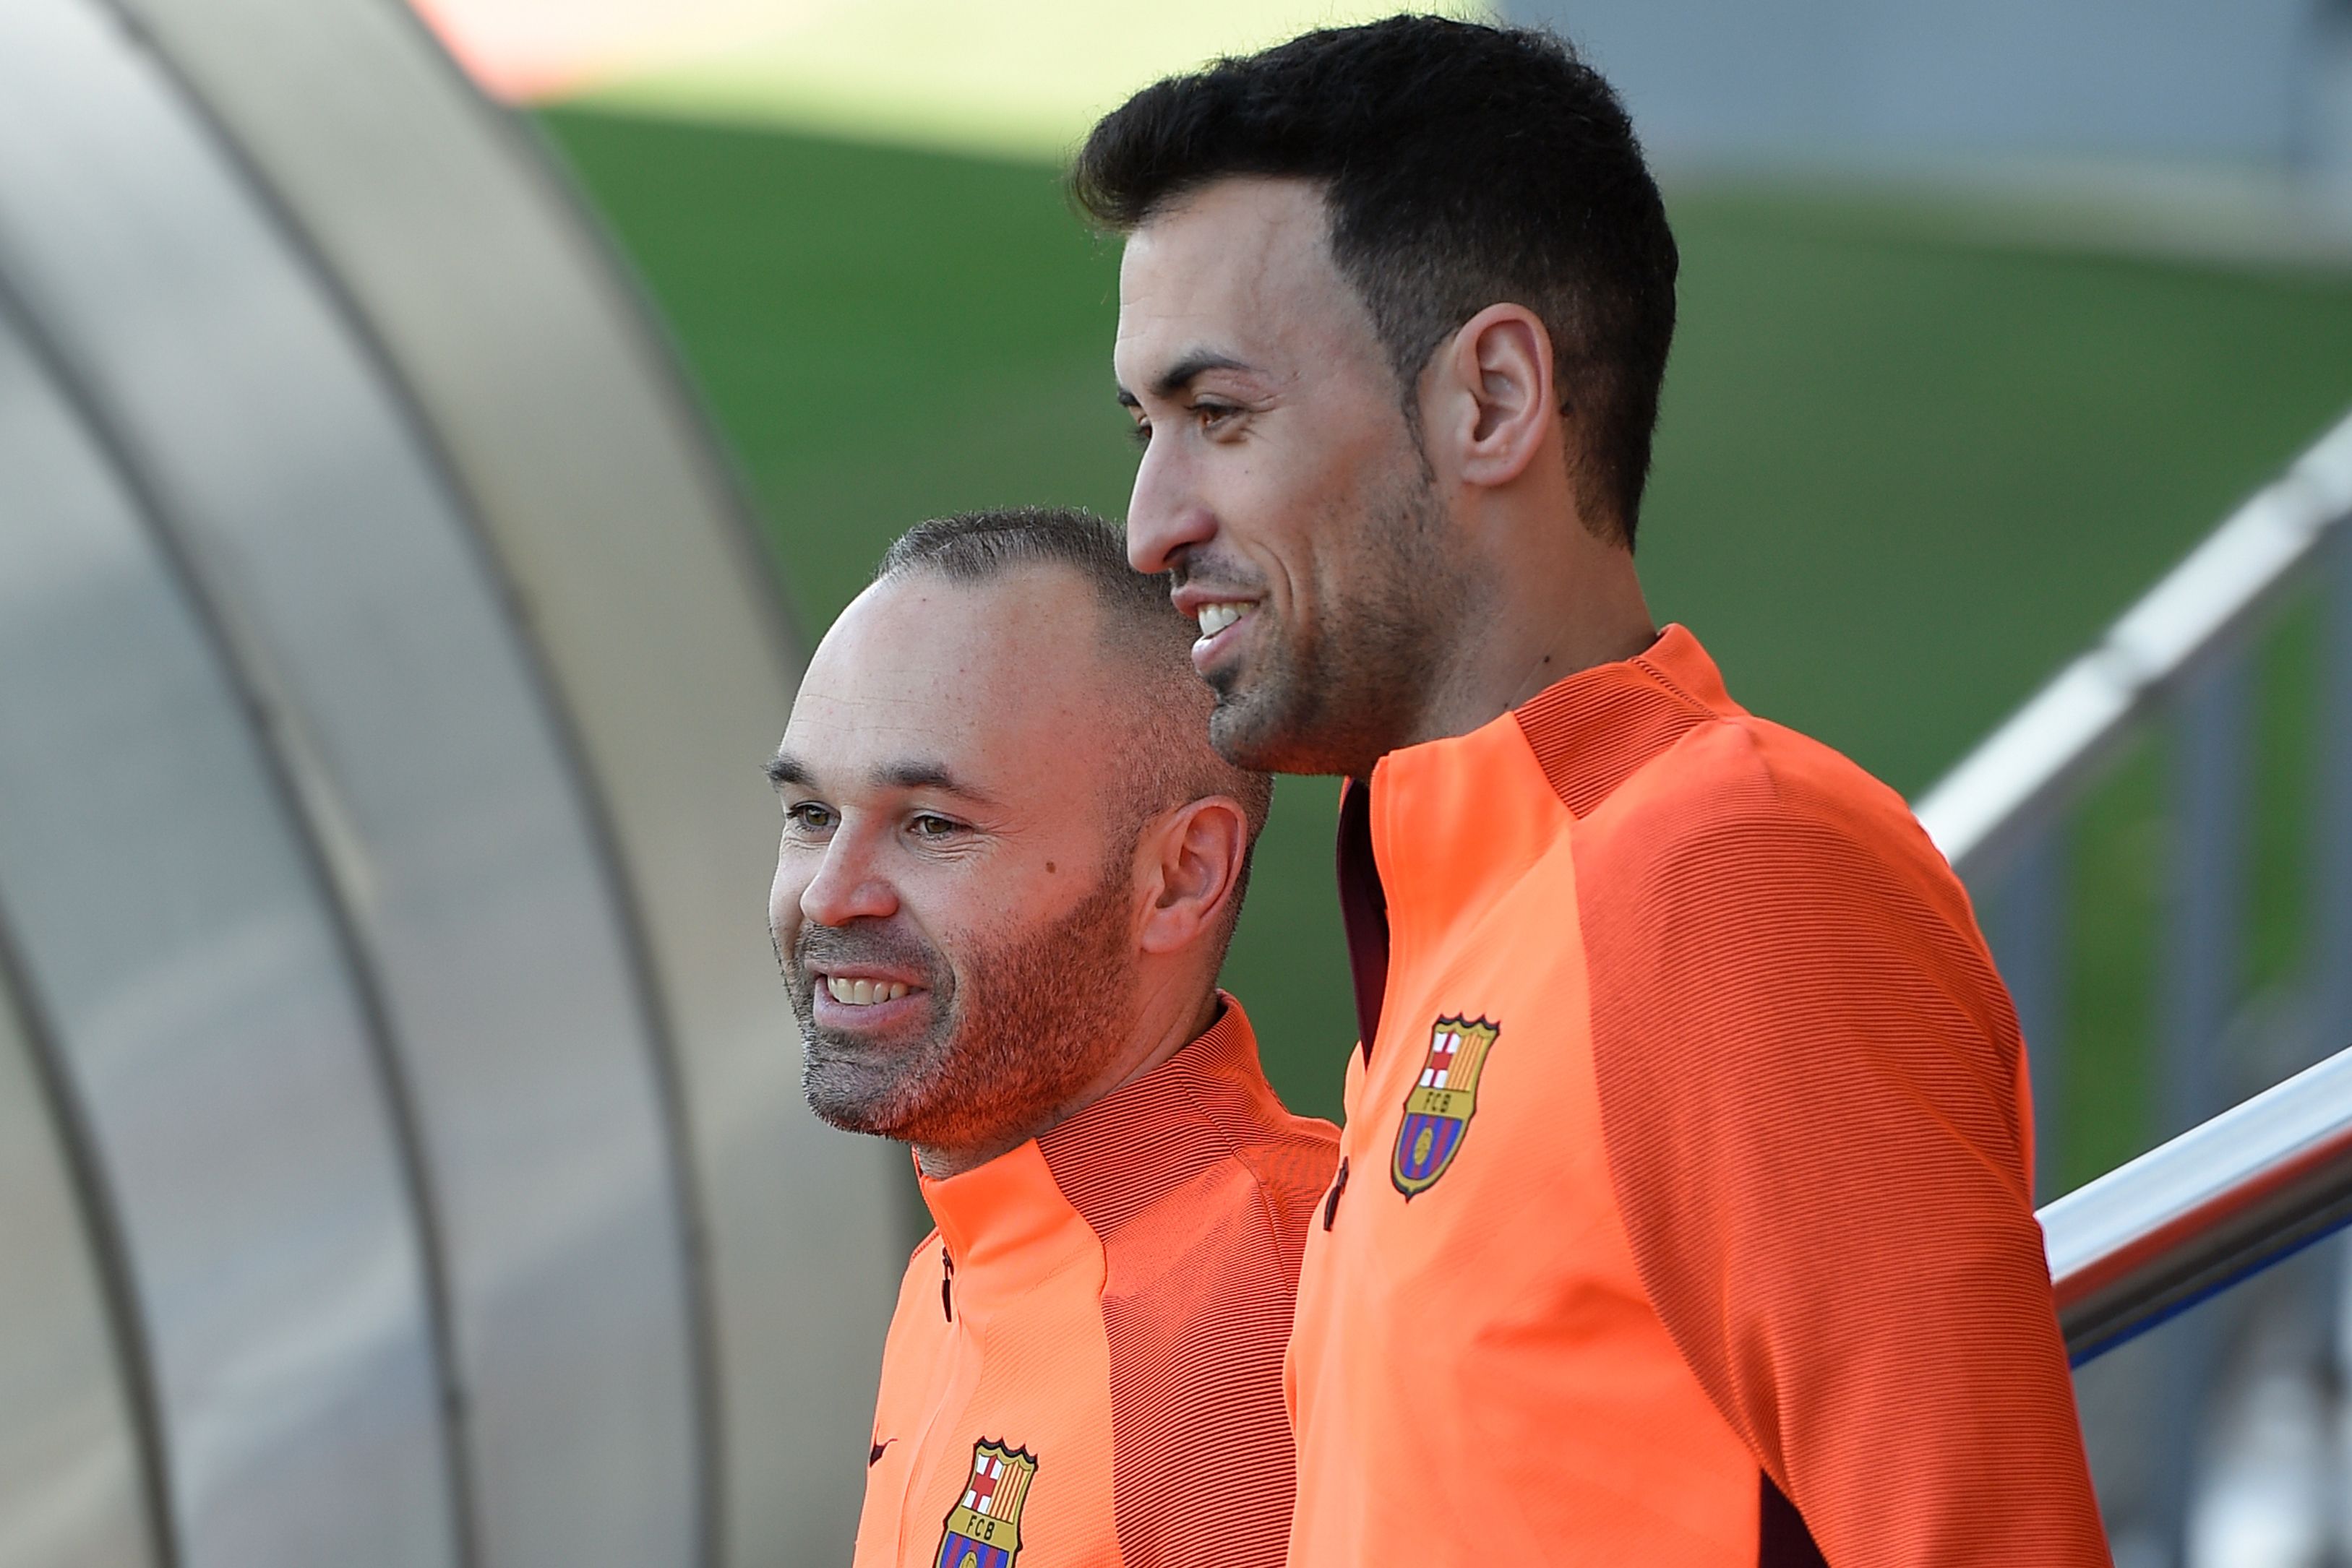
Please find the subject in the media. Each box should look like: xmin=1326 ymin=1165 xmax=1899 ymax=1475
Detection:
xmin=785 ymin=565 xmax=1114 ymax=792
xmin=1114 ymin=177 xmax=1378 ymax=384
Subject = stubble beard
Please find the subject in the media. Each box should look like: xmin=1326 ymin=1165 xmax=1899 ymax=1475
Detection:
xmin=789 ymin=854 xmax=1140 ymax=1158
xmin=1201 ymin=453 xmax=1467 ymax=779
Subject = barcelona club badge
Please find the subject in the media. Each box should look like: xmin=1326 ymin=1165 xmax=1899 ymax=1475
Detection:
xmin=1391 ymin=1016 xmax=1501 ymax=1198
xmin=935 ymin=1439 xmax=1037 ymax=1568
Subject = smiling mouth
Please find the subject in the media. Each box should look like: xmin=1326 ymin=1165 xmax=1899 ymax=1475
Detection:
xmin=1194 ymin=601 xmax=1255 ymax=641
xmin=823 ymin=975 xmax=917 ymax=1007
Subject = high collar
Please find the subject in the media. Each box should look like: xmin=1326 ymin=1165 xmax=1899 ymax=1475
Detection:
xmin=917 ymin=995 xmax=1279 ymax=1301
xmin=1338 ymin=625 xmax=1738 ymax=1051
xmin=1508 ymin=623 xmax=1739 ymax=813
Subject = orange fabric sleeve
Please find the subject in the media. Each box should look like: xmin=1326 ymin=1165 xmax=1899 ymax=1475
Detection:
xmin=1575 ymin=737 xmax=2109 ymax=1567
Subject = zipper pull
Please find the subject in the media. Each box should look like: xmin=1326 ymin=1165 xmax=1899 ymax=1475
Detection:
xmin=1322 ymin=1156 xmax=1349 ymax=1231
xmin=941 ymin=1246 xmax=955 ymax=1322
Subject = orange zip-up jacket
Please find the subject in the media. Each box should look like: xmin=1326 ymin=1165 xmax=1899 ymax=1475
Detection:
xmin=856 ymin=996 xmax=1337 ymax=1568
xmin=1286 ymin=626 xmax=2108 ymax=1567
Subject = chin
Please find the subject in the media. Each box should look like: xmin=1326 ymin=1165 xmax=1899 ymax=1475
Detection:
xmin=1206 ymin=708 xmax=1274 ymax=771
xmin=801 ymin=1038 xmax=922 ymax=1139
xmin=802 ymin=1075 xmax=900 ymax=1139
xmin=1207 ymin=673 xmax=1297 ymax=768
xmin=1211 ymin=685 xmax=1362 ymax=777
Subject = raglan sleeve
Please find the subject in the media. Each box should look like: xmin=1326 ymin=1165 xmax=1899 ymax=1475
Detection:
xmin=1575 ymin=777 xmax=2111 ymax=1567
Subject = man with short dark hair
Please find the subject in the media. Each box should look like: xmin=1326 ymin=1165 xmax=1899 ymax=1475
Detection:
xmin=1081 ymin=18 xmax=2108 ymax=1567
xmin=769 ymin=507 xmax=1336 ymax=1568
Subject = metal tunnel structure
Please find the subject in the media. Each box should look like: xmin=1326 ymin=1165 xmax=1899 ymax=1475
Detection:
xmin=0 ymin=1 xmax=905 ymax=1565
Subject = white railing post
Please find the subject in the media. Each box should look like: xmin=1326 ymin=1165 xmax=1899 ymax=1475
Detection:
xmin=1982 ymin=825 xmax=2069 ymax=1199
xmin=2166 ymin=647 xmax=2253 ymax=1139
xmin=2319 ymin=528 xmax=2352 ymax=1064
xmin=2319 ymin=522 xmax=2352 ymax=1427
xmin=2147 ymin=644 xmax=2254 ymax=1564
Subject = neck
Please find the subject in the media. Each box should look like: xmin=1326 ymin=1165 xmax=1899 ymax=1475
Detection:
xmin=912 ymin=974 xmax=1220 ymax=1180
xmin=1390 ymin=525 xmax=1654 ymax=762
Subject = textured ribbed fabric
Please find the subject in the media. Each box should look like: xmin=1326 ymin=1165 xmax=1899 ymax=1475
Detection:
xmin=1285 ymin=625 xmax=2108 ymax=1568
xmin=853 ymin=998 xmax=1336 ymax=1568
xmin=1039 ymin=1005 xmax=1334 ymax=1568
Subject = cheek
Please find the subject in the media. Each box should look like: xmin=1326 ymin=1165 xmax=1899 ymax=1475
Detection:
xmin=768 ymin=853 xmax=806 ymax=933
xmin=1241 ymin=423 xmax=1389 ymax=566
xmin=890 ymin=869 xmax=1000 ymax=958
xmin=933 ymin=859 xmax=1097 ymax=958
xmin=1257 ymin=478 xmax=1368 ymax=621
xmin=1198 ymin=465 xmax=1312 ymax=601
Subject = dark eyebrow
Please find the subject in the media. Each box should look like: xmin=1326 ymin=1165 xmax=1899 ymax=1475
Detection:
xmin=767 ymin=750 xmax=996 ymax=806
xmin=877 ymin=759 xmax=997 ymax=805
xmin=1117 ymin=350 xmax=1257 ymax=408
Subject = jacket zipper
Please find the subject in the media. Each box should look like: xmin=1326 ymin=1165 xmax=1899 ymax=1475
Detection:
xmin=902 ymin=1240 xmax=968 ymax=1562
xmin=1322 ymin=1156 xmax=1350 ymax=1231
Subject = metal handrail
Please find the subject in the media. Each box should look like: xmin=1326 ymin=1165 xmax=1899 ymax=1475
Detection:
xmin=1906 ymin=407 xmax=2352 ymax=1371
xmin=1917 ymin=410 xmax=2352 ymax=885
xmin=2039 ymin=1038 xmax=2352 ymax=1363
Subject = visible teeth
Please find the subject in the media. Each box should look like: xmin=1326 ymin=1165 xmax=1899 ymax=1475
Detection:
xmin=825 ymin=976 xmax=911 ymax=1006
xmin=1195 ymin=602 xmax=1247 ymax=638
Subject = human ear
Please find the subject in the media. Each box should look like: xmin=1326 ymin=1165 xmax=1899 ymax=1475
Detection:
xmin=1135 ymin=796 xmax=1250 ymax=957
xmin=1430 ymin=303 xmax=1555 ymax=490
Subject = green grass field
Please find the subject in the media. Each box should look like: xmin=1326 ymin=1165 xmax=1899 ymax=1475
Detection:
xmin=536 ymin=107 xmax=2352 ymax=1178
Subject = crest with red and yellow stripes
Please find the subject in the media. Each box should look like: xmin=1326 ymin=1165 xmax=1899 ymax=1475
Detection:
xmin=935 ymin=1439 xmax=1036 ymax=1568
xmin=1392 ymin=1016 xmax=1501 ymax=1197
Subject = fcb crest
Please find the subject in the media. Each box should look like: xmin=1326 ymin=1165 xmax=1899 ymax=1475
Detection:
xmin=1391 ymin=1016 xmax=1501 ymax=1198
xmin=935 ymin=1439 xmax=1037 ymax=1568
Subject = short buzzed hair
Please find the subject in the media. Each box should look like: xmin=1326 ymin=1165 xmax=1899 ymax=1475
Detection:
xmin=1073 ymin=16 xmax=1677 ymax=546
xmin=876 ymin=508 xmax=1276 ymax=922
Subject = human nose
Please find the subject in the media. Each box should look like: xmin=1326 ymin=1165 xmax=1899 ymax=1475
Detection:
xmin=797 ymin=830 xmax=898 ymax=928
xmin=1125 ymin=439 xmax=1215 ymax=575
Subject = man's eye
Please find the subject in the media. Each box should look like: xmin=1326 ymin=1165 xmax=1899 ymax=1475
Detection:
xmin=909 ymin=814 xmax=960 ymax=840
xmin=1196 ymin=402 xmax=1238 ymax=431
xmin=786 ymin=801 xmax=835 ymax=831
xmin=1128 ymin=419 xmax=1153 ymax=450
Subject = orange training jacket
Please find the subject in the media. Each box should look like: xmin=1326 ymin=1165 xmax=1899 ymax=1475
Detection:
xmin=855 ymin=996 xmax=1337 ymax=1568
xmin=1286 ymin=625 xmax=2109 ymax=1567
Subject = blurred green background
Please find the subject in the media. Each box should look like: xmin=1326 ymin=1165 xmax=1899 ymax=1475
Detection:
xmin=537 ymin=108 xmax=2352 ymax=1184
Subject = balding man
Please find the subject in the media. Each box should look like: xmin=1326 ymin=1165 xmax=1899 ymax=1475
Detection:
xmin=768 ymin=508 xmax=1337 ymax=1568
